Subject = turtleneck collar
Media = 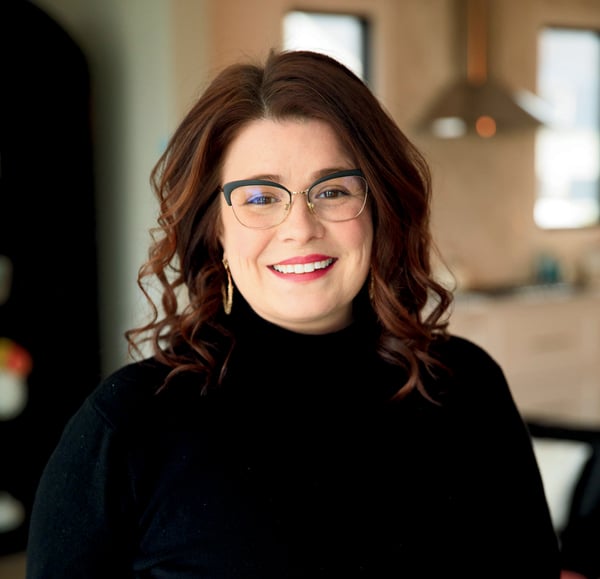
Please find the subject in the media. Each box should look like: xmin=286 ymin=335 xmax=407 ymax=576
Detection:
xmin=226 ymin=288 xmax=376 ymax=341
xmin=220 ymin=290 xmax=402 ymax=405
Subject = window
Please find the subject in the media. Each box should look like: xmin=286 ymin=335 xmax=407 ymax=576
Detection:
xmin=282 ymin=11 xmax=369 ymax=82
xmin=535 ymin=27 xmax=600 ymax=229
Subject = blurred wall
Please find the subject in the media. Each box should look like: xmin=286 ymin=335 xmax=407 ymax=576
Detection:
xmin=31 ymin=0 xmax=193 ymax=375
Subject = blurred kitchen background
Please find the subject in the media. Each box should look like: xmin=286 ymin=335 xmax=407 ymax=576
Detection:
xmin=1 ymin=0 xmax=600 ymax=576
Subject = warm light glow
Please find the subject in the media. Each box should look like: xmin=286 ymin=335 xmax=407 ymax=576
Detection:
xmin=475 ymin=115 xmax=496 ymax=137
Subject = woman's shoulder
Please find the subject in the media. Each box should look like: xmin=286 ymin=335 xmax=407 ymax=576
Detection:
xmin=426 ymin=333 xmax=511 ymax=404
xmin=82 ymin=357 xmax=177 ymax=430
xmin=96 ymin=356 xmax=170 ymax=398
xmin=433 ymin=333 xmax=502 ymax=371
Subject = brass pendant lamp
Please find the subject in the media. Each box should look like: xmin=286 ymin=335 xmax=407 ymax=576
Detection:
xmin=418 ymin=0 xmax=545 ymax=138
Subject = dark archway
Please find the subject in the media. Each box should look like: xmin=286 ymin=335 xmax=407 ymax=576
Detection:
xmin=0 ymin=0 xmax=101 ymax=555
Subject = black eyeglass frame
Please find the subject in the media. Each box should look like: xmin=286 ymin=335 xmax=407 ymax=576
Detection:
xmin=221 ymin=169 xmax=368 ymax=229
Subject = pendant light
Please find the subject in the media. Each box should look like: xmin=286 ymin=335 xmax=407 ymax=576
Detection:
xmin=417 ymin=0 xmax=546 ymax=138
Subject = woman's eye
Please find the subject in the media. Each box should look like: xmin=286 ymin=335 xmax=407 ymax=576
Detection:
xmin=315 ymin=188 xmax=347 ymax=200
xmin=247 ymin=195 xmax=276 ymax=205
xmin=244 ymin=189 xmax=282 ymax=205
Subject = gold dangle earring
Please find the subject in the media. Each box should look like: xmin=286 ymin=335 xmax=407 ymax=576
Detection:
xmin=222 ymin=258 xmax=233 ymax=315
xmin=368 ymin=267 xmax=375 ymax=302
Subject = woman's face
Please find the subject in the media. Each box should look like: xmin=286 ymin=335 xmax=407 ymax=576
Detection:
xmin=219 ymin=118 xmax=373 ymax=334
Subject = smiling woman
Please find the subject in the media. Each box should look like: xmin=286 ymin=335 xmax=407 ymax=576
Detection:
xmin=25 ymin=49 xmax=561 ymax=578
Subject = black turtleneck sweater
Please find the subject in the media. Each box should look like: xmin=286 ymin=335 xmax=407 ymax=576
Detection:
xmin=26 ymin=300 xmax=560 ymax=578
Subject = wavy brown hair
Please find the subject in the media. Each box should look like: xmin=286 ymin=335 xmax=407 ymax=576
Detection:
xmin=125 ymin=49 xmax=453 ymax=399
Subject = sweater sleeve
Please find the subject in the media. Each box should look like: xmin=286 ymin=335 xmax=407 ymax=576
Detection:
xmin=443 ymin=336 xmax=562 ymax=577
xmin=26 ymin=382 xmax=137 ymax=578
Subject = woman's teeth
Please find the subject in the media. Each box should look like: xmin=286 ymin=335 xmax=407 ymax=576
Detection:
xmin=272 ymin=258 xmax=333 ymax=274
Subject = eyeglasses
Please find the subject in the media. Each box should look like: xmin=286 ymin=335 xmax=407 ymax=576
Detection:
xmin=221 ymin=169 xmax=368 ymax=229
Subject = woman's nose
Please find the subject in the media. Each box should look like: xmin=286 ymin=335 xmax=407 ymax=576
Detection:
xmin=277 ymin=192 xmax=324 ymax=240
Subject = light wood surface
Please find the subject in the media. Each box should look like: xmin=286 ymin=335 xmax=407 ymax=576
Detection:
xmin=0 ymin=551 xmax=26 ymax=579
